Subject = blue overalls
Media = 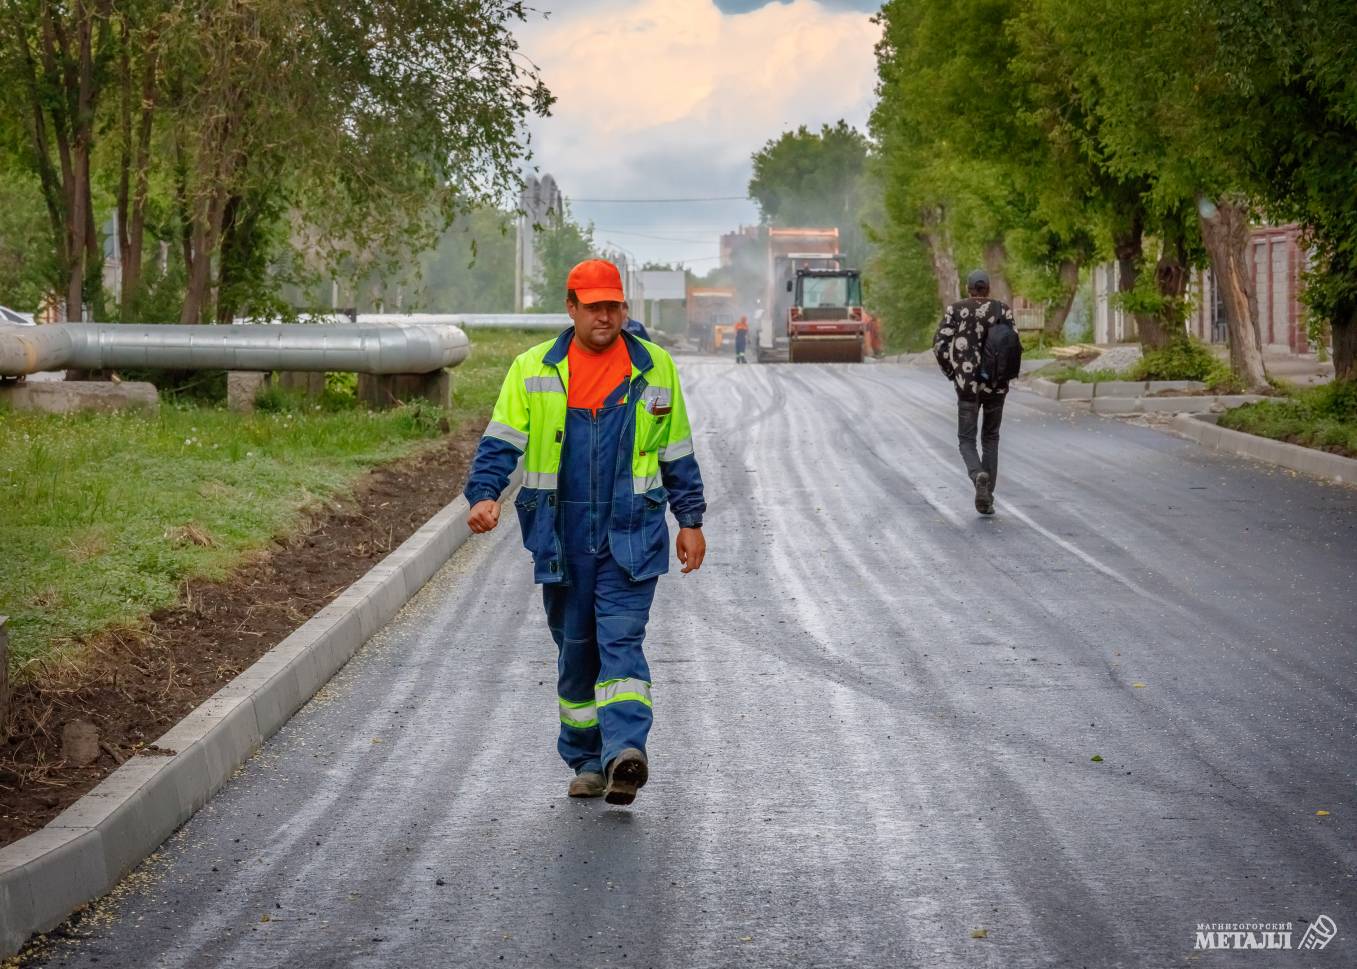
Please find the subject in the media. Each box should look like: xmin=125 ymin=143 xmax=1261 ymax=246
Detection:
xmin=547 ymin=376 xmax=657 ymax=776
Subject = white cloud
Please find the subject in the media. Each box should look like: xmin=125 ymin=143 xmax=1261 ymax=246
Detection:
xmin=517 ymin=0 xmax=880 ymax=267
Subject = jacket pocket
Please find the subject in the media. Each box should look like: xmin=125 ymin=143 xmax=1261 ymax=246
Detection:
xmin=635 ymin=488 xmax=670 ymax=578
xmin=637 ymin=412 xmax=668 ymax=453
xmin=514 ymin=492 xmax=555 ymax=559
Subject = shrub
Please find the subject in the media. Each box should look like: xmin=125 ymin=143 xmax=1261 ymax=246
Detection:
xmin=1131 ymin=339 xmax=1233 ymax=387
xmin=1219 ymin=380 xmax=1357 ymax=457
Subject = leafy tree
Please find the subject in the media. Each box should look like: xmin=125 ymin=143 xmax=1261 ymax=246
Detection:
xmin=0 ymin=163 xmax=54 ymax=309
xmin=870 ymin=0 xmax=1096 ymax=345
xmin=0 ymin=0 xmax=551 ymax=324
xmin=415 ymin=206 xmax=516 ymax=312
xmin=529 ymin=211 xmax=594 ymax=309
xmin=748 ymin=120 xmax=871 ymax=269
xmin=0 ymin=0 xmax=119 ymax=319
xmin=1017 ymin=0 xmax=1268 ymax=388
xmin=1207 ymin=0 xmax=1357 ymax=381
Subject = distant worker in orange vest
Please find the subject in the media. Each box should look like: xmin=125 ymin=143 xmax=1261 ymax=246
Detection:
xmin=734 ymin=315 xmax=749 ymax=364
xmin=863 ymin=310 xmax=885 ymax=359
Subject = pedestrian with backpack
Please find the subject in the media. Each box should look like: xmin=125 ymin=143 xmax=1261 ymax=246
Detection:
xmin=932 ymin=269 xmax=1022 ymax=515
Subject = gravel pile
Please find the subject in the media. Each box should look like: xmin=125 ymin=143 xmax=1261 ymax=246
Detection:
xmin=1088 ymin=344 xmax=1143 ymax=374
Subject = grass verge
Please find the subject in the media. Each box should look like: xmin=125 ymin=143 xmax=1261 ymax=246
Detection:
xmin=1034 ymin=365 xmax=1124 ymax=384
xmin=1217 ymin=381 xmax=1357 ymax=459
xmin=0 ymin=327 xmax=556 ymax=671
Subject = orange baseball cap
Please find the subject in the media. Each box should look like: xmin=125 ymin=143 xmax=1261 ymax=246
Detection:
xmin=567 ymin=259 xmax=625 ymax=304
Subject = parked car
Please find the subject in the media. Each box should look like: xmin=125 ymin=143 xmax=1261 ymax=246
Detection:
xmin=0 ymin=305 xmax=36 ymax=325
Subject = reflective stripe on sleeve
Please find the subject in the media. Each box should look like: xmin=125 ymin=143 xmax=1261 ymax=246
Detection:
xmin=484 ymin=421 xmax=528 ymax=449
xmin=559 ymin=697 xmax=598 ymax=729
xmin=524 ymin=471 xmax=559 ymax=489
xmin=632 ymin=473 xmax=663 ymax=494
xmin=658 ymin=436 xmax=693 ymax=461
xmin=525 ymin=375 xmax=566 ymax=394
xmin=595 ymin=677 xmax=653 ymax=708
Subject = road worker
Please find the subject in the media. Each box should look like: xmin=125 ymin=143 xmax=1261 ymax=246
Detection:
xmin=862 ymin=310 xmax=885 ymax=359
xmin=464 ymin=259 xmax=707 ymax=805
xmin=621 ymin=300 xmax=650 ymax=341
xmin=733 ymin=315 xmax=749 ymax=364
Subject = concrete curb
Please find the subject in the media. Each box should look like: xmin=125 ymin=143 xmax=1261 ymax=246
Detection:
xmin=1021 ymin=378 xmax=1207 ymax=402
xmin=0 ymin=467 xmax=521 ymax=957
xmin=1088 ymin=394 xmax=1267 ymax=415
xmin=1172 ymin=414 xmax=1357 ymax=485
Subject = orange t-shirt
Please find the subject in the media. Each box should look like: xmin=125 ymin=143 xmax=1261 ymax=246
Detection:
xmin=567 ymin=336 xmax=632 ymax=413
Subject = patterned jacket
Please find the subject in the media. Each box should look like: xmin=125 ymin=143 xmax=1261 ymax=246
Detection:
xmin=932 ymin=297 xmax=1015 ymax=399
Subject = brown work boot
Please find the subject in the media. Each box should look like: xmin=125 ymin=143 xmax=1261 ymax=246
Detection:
xmin=974 ymin=471 xmax=994 ymax=515
xmin=604 ymin=748 xmax=649 ymax=805
xmin=567 ymin=771 xmax=606 ymax=798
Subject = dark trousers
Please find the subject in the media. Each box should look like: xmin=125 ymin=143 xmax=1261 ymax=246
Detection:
xmin=957 ymin=395 xmax=1004 ymax=491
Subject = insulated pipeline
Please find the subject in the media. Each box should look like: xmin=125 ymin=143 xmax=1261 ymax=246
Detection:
xmin=0 ymin=322 xmax=469 ymax=377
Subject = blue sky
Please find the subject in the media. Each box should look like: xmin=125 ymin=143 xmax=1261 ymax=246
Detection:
xmin=517 ymin=0 xmax=881 ymax=269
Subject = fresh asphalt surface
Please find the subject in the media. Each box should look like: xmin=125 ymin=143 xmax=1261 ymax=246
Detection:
xmin=25 ymin=359 xmax=1356 ymax=968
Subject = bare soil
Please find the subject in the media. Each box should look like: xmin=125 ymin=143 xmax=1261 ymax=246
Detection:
xmin=0 ymin=424 xmax=481 ymax=847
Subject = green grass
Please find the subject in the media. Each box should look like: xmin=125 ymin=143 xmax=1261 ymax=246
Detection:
xmin=0 ymin=326 xmax=555 ymax=670
xmin=1036 ymin=365 xmax=1124 ymax=384
xmin=1218 ymin=380 xmax=1357 ymax=458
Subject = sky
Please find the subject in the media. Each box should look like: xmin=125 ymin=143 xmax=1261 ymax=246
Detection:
xmin=515 ymin=0 xmax=882 ymax=271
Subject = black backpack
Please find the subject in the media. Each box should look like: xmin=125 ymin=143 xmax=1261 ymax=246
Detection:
xmin=979 ymin=320 xmax=1022 ymax=387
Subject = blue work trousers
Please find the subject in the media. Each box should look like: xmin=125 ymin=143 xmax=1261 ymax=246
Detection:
xmin=545 ymin=551 xmax=657 ymax=775
xmin=548 ymin=397 xmax=658 ymax=775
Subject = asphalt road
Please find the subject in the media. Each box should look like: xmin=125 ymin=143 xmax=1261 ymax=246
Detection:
xmin=25 ymin=360 xmax=1357 ymax=968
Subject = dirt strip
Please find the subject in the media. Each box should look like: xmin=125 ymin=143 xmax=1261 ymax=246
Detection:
xmin=0 ymin=424 xmax=483 ymax=847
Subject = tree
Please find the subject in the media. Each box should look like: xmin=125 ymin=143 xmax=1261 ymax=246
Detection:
xmin=529 ymin=211 xmax=594 ymax=309
xmin=1208 ymin=0 xmax=1357 ymax=382
xmin=870 ymin=0 xmax=1098 ymax=346
xmin=415 ymin=206 xmax=516 ymax=312
xmin=748 ymin=121 xmax=871 ymax=270
xmin=0 ymin=164 xmax=52 ymax=309
xmin=0 ymin=0 xmax=551 ymax=324
xmin=1020 ymin=0 xmax=1267 ymax=388
xmin=0 ymin=0 xmax=118 ymax=320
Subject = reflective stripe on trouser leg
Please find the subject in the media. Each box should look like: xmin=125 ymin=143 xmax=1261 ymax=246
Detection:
xmin=596 ymin=678 xmax=652 ymax=710
xmin=559 ymin=697 xmax=598 ymax=729
xmin=543 ymin=558 xmax=603 ymax=775
xmin=591 ymin=554 xmax=658 ymax=771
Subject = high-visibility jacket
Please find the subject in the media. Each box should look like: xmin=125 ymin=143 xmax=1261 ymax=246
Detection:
xmin=465 ymin=328 xmax=705 ymax=585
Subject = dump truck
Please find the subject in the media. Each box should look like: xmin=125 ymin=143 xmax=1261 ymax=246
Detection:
xmin=686 ymin=287 xmax=738 ymax=353
xmin=786 ymin=267 xmax=867 ymax=363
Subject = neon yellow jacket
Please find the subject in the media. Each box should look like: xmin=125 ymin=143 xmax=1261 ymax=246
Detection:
xmin=465 ymin=328 xmax=705 ymax=584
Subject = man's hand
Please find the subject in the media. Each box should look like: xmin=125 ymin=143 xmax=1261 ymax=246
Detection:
xmin=676 ymin=527 xmax=706 ymax=574
xmin=467 ymin=499 xmax=501 ymax=533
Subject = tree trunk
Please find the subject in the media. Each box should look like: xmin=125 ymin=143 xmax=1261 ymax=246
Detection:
xmin=126 ymin=60 xmax=156 ymax=298
xmin=1112 ymin=219 xmax=1147 ymax=344
xmin=1332 ymin=281 xmax=1357 ymax=382
xmin=181 ymin=219 xmax=215 ymax=324
xmin=982 ymin=240 xmax=1012 ymax=304
xmin=1198 ymin=198 xmax=1268 ymax=392
xmin=1146 ymin=219 xmax=1192 ymax=350
xmin=917 ymin=206 xmax=958 ymax=309
xmin=216 ymin=194 xmax=243 ymax=324
xmin=1043 ymin=259 xmax=1080 ymax=339
xmin=116 ymin=32 xmax=131 ymax=314
xmin=115 ymin=26 xmax=157 ymax=317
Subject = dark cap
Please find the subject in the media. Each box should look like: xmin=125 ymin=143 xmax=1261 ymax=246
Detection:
xmin=966 ymin=269 xmax=990 ymax=290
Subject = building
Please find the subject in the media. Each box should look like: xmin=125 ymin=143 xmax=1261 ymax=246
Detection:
xmin=1094 ymin=223 xmax=1309 ymax=352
